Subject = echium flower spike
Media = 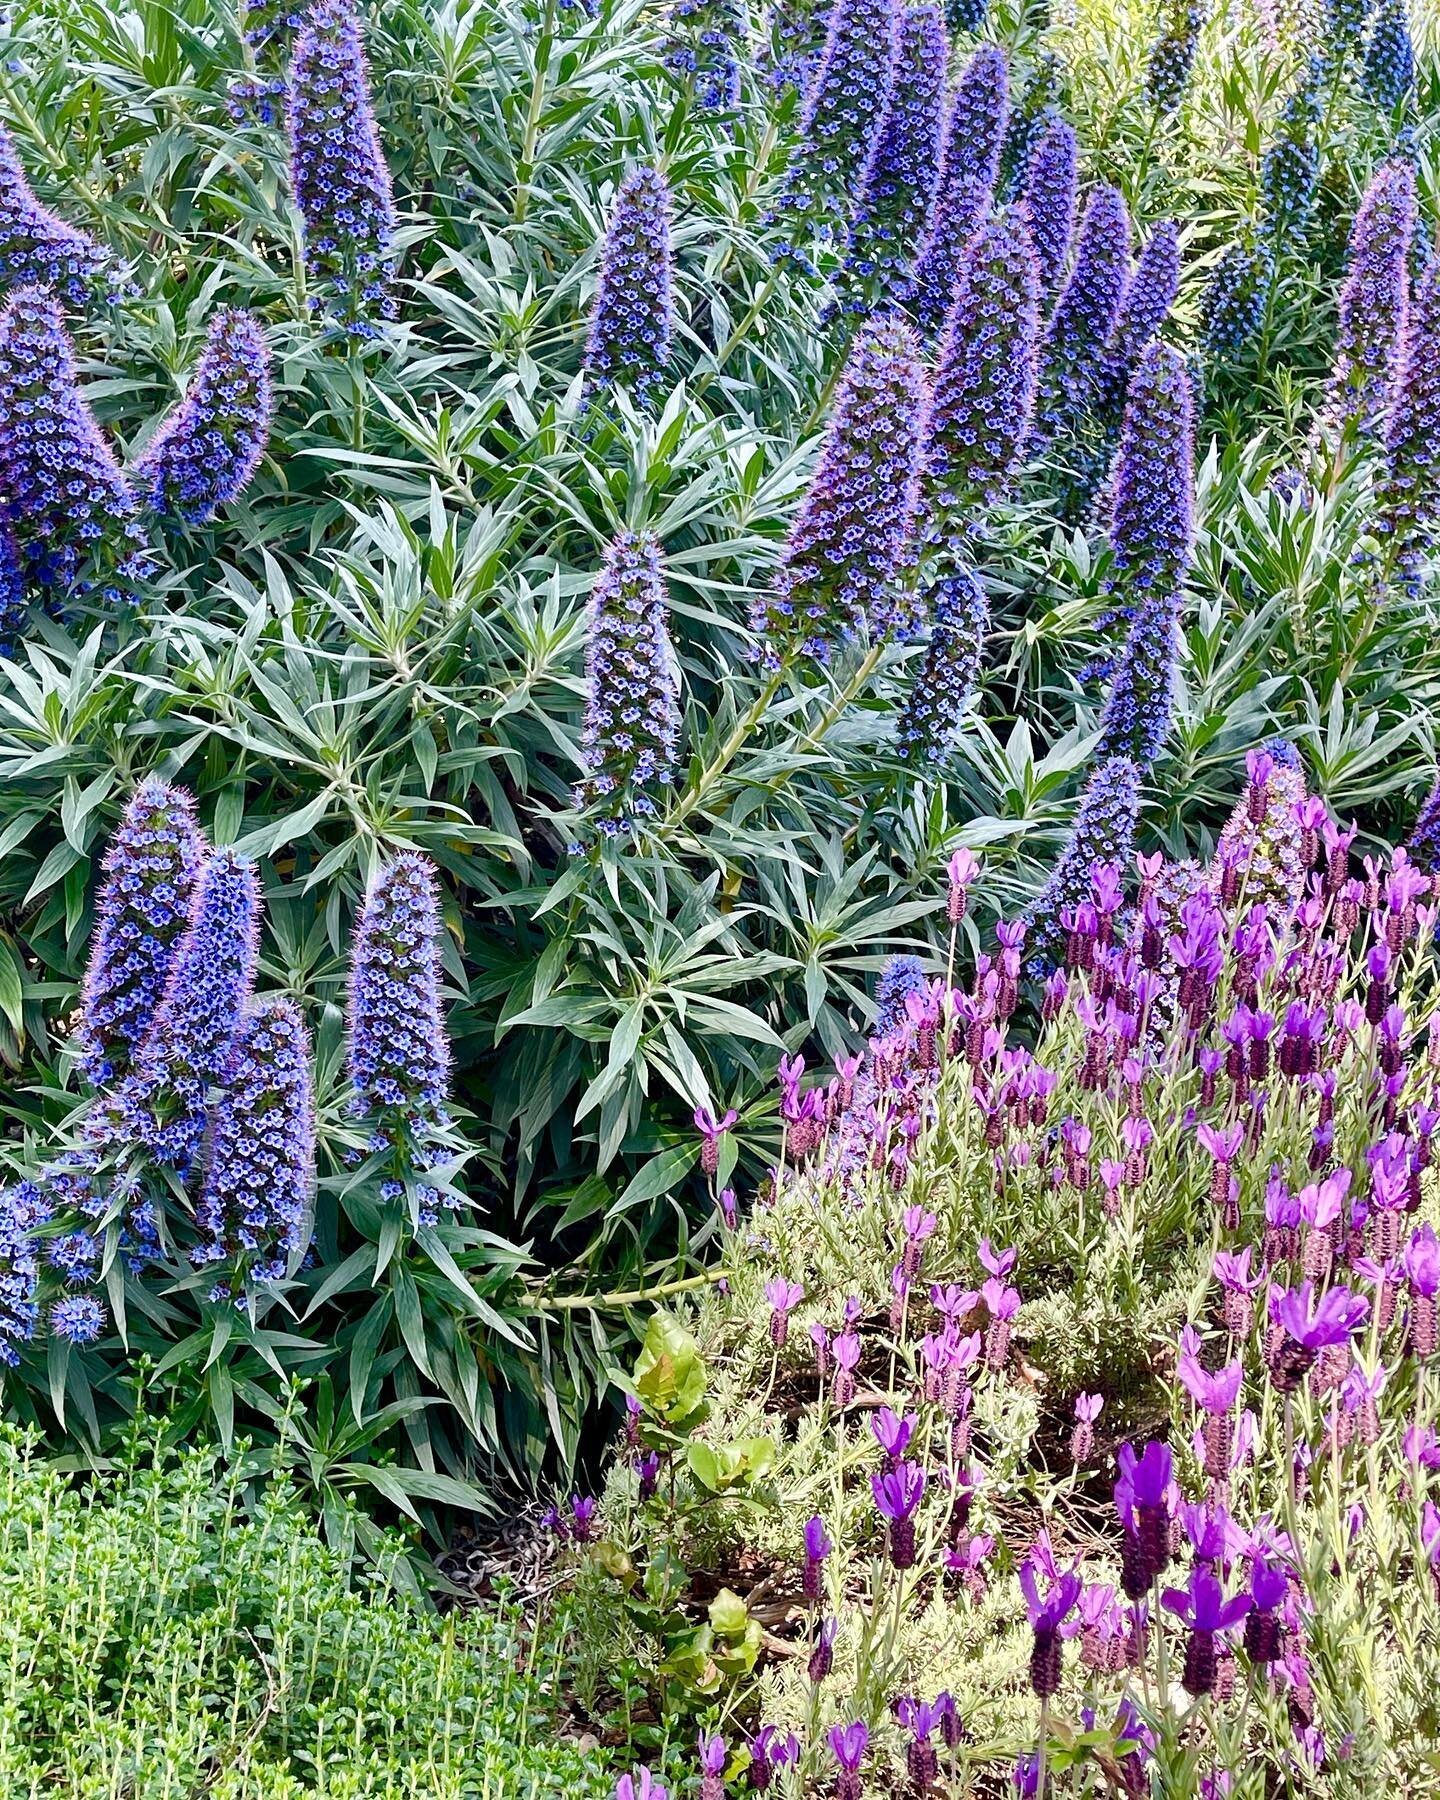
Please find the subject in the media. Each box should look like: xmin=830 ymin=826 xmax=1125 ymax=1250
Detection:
xmin=1322 ymin=159 xmax=1415 ymax=447
xmin=921 ymin=212 xmax=1041 ymax=557
xmin=1146 ymin=0 xmax=1206 ymax=114
xmin=1095 ymin=221 xmax=1181 ymax=429
xmin=78 ymin=779 xmax=205 ymax=1089
xmin=135 ymin=310 xmax=273 ymax=524
xmin=1025 ymin=757 xmax=1142 ymax=973
xmin=0 ymin=122 xmax=111 ymax=306
xmin=575 ymin=532 xmax=681 ymax=833
xmin=665 ymin=0 xmax=745 ymax=111
xmin=105 ymin=849 xmax=263 ymax=1170
xmin=0 ymin=520 xmax=26 ymax=657
xmin=896 ymin=571 xmax=990 ymax=763
xmin=0 ymin=1180 xmax=46 ymax=1365
xmin=1106 ymin=343 xmax=1195 ymax=617
xmin=0 ymin=287 xmax=148 ymax=607
xmin=347 ymin=851 xmax=451 ymax=1131
xmin=287 ymin=0 xmax=398 ymax=337
xmin=766 ymin=0 xmax=898 ymax=271
xmin=1033 ymin=184 xmax=1131 ymax=445
xmin=1379 ymin=254 xmax=1440 ymax=588
xmin=1324 ymin=0 xmax=1369 ymax=60
xmin=1021 ymin=117 xmax=1078 ymax=297
xmin=943 ymin=46 xmax=1010 ymax=197
xmin=1364 ymin=0 xmax=1414 ymax=109
xmin=1260 ymin=61 xmax=1321 ymax=250
xmin=905 ymin=177 xmax=991 ymax=342
xmin=1202 ymin=239 xmax=1272 ymax=361
xmin=749 ymin=316 xmax=925 ymax=668
xmin=193 ymin=998 xmax=315 ymax=1291
xmin=836 ymin=4 xmax=948 ymax=316
xmin=765 ymin=0 xmax=828 ymax=95
xmin=1405 ymin=775 xmax=1440 ymax=874
xmin=583 ymin=167 xmax=674 ymax=408
xmin=945 ymin=0 xmax=988 ymax=32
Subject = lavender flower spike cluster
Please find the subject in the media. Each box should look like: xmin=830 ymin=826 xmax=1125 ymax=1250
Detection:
xmin=575 ymin=531 xmax=681 ymax=833
xmin=749 ymin=316 xmax=925 ymax=668
xmin=1032 ymin=184 xmax=1131 ymax=447
xmin=583 ymin=168 xmax=674 ymax=408
xmin=135 ymin=310 xmax=273 ymax=524
xmin=287 ymin=0 xmax=398 ymax=337
xmin=0 ymin=121 xmax=111 ymax=306
xmin=1025 ymin=756 xmax=1141 ymax=972
xmin=766 ymin=0 xmax=897 ymax=272
xmin=77 ymin=778 xmax=205 ymax=1089
xmin=836 ymin=4 xmax=947 ymax=317
xmin=0 ymin=287 xmax=149 ymax=612
xmin=193 ymin=998 xmax=315 ymax=1295
xmin=1321 ymin=159 xmax=1415 ymax=450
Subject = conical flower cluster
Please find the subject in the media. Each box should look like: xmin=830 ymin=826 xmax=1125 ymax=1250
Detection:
xmin=1406 ymin=776 xmax=1440 ymax=873
xmin=749 ymin=316 xmax=925 ymax=668
xmin=583 ymin=167 xmax=674 ymax=408
xmin=192 ymin=998 xmax=315 ymax=1291
xmin=0 ymin=287 xmax=148 ymax=610
xmin=1323 ymin=159 xmax=1415 ymax=447
xmin=0 ymin=521 xmax=25 ymax=657
xmin=575 ymin=532 xmax=681 ymax=832
xmin=1379 ymin=254 xmax=1440 ymax=587
xmin=1026 ymin=756 xmax=1142 ymax=972
xmin=135 ymin=310 xmax=273 ymax=524
xmin=1363 ymin=0 xmax=1414 ymax=107
xmin=666 ymin=0 xmax=744 ymax=110
xmin=77 ymin=779 xmax=205 ymax=1089
xmin=767 ymin=0 xmax=897 ymax=270
xmin=1146 ymin=0 xmax=1206 ymax=114
xmin=837 ymin=4 xmax=947 ymax=316
xmin=287 ymin=0 xmax=398 ymax=337
xmin=0 ymin=122 xmax=110 ymax=306
xmin=1095 ymin=221 xmax=1180 ymax=429
xmin=1034 ymin=184 xmax=1131 ymax=444
xmin=1202 ymin=240 xmax=1271 ymax=361
xmin=896 ymin=571 xmax=990 ymax=763
xmin=1021 ymin=117 xmax=1078 ymax=298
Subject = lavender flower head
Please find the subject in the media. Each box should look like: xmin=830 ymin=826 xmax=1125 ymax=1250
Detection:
xmin=0 ymin=286 xmax=148 ymax=607
xmin=99 ymin=849 xmax=262 ymax=1171
xmin=749 ymin=315 xmax=924 ymax=667
xmin=135 ymin=309 xmax=273 ymax=524
xmin=0 ymin=121 xmax=111 ymax=306
xmin=1025 ymin=758 xmax=1142 ymax=973
xmin=921 ymin=211 xmax=1041 ymax=557
xmin=766 ymin=0 xmax=897 ymax=271
xmin=1379 ymin=253 xmax=1440 ymax=587
xmin=1020 ymin=117 xmax=1077 ymax=297
xmin=583 ymin=167 xmax=674 ymax=408
xmin=575 ymin=530 xmax=680 ymax=832
xmin=78 ymin=779 xmax=205 ymax=1089
xmin=1033 ymin=183 xmax=1132 ymax=445
xmin=347 ymin=851 xmax=451 ymax=1133
xmin=896 ymin=570 xmax=990 ymax=764
xmin=192 ymin=997 xmax=315 ymax=1290
xmin=836 ymin=4 xmax=947 ymax=317
xmin=1322 ymin=159 xmax=1416 ymax=448
xmin=287 ymin=0 xmax=398 ymax=337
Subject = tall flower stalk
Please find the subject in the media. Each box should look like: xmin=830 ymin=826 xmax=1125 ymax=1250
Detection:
xmin=0 ymin=121 xmax=111 ymax=305
xmin=1033 ymin=184 xmax=1131 ymax=446
xmin=1321 ymin=159 xmax=1415 ymax=451
xmin=1021 ymin=118 xmax=1077 ymax=299
xmin=1379 ymin=255 xmax=1440 ymax=587
xmin=135 ymin=310 xmax=273 ymax=524
xmin=583 ymin=167 xmax=674 ymax=408
xmin=896 ymin=570 xmax=990 ymax=764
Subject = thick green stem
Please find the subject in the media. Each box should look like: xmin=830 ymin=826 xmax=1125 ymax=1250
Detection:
xmin=512 ymin=0 xmax=556 ymax=224
xmin=532 ymin=1268 xmax=728 ymax=1312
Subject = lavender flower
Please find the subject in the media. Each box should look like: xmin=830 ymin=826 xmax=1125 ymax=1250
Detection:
xmin=1020 ymin=1555 xmax=1082 ymax=1696
xmin=871 ymin=1459 xmax=925 ymax=1566
xmin=698 ymin=1734 xmax=727 ymax=1800
xmin=1115 ymin=1439 xmax=1174 ymax=1592
xmin=583 ymin=168 xmax=673 ymax=407
xmin=802 ymin=1514 xmax=831 ymax=1600
xmin=347 ymin=851 xmax=451 ymax=1133
xmin=287 ymin=0 xmax=398 ymax=337
xmin=1095 ymin=221 xmax=1181 ymax=427
xmin=78 ymin=779 xmax=205 ymax=1089
xmin=1033 ymin=184 xmax=1131 ymax=445
xmin=828 ymin=1723 xmax=868 ymax=1800
xmin=1161 ymin=1568 xmax=1251 ymax=1696
xmin=48 ymin=1293 xmax=105 ymax=1345
xmin=1322 ymin=159 xmax=1415 ymax=447
xmin=0 ymin=121 xmax=110 ymax=306
xmin=749 ymin=315 xmax=924 ymax=667
xmin=765 ymin=1276 xmax=803 ymax=1345
xmin=1025 ymin=758 xmax=1141 ymax=973
xmin=192 ymin=997 xmax=314 ymax=1289
xmin=575 ymin=531 xmax=680 ymax=831
xmin=1260 ymin=61 xmax=1320 ymax=250
xmin=101 ymin=849 xmax=262 ymax=1170
xmin=896 ymin=570 xmax=990 ymax=763
xmin=1269 ymin=1280 xmax=1369 ymax=1390
xmin=0 ymin=286 xmax=148 ymax=607
xmin=766 ymin=0 xmax=897 ymax=270
xmin=665 ymin=0 xmax=744 ymax=111
xmin=615 ymin=1771 xmax=667 ymax=1800
xmin=1364 ymin=0 xmax=1414 ymax=108
xmin=921 ymin=212 xmax=1041 ymax=556
xmin=1201 ymin=239 xmax=1272 ymax=361
xmin=1146 ymin=0 xmax=1205 ymax=114
xmin=135 ymin=309 xmax=273 ymax=524
xmin=1379 ymin=253 xmax=1440 ymax=587
xmin=1019 ymin=117 xmax=1077 ymax=297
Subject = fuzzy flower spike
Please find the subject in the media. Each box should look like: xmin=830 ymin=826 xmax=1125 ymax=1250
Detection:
xmin=1021 ymin=117 xmax=1078 ymax=299
xmin=583 ymin=167 xmax=674 ymax=408
xmin=347 ymin=850 xmax=451 ymax=1134
xmin=136 ymin=310 xmax=273 ymax=524
xmin=1379 ymin=251 xmax=1440 ymax=589
xmin=1321 ymin=159 xmax=1415 ymax=450
xmin=1033 ymin=183 xmax=1131 ymax=446
xmin=287 ymin=0 xmax=398 ymax=337
xmin=0 ymin=121 xmax=111 ymax=306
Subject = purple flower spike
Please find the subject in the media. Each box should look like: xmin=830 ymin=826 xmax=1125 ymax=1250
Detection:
xmin=698 ymin=1733 xmax=727 ymax=1800
xmin=1161 ymin=1567 xmax=1252 ymax=1697
xmin=872 ymin=1459 xmax=925 ymax=1567
xmin=347 ymin=852 xmax=451 ymax=1138
xmin=896 ymin=570 xmax=990 ymax=765
xmin=78 ymin=780 xmax=205 ymax=1090
xmin=666 ymin=0 xmax=743 ymax=112
xmin=803 ymin=1513 xmax=832 ymax=1603
xmin=746 ymin=1727 xmax=799 ymax=1792
xmin=1322 ymin=159 xmax=1415 ymax=448
xmin=1021 ymin=117 xmax=1078 ymax=297
xmin=837 ymin=4 xmax=947 ymax=317
xmin=1380 ymin=252 xmax=1440 ymax=589
xmin=575 ymin=531 xmax=681 ymax=835
xmin=749 ymin=315 xmax=925 ymax=668
xmin=1033 ymin=182 xmax=1131 ymax=444
xmin=1095 ymin=220 xmax=1181 ymax=427
xmin=0 ymin=121 xmax=111 ymax=305
xmin=583 ymin=167 xmax=674 ymax=408
xmin=136 ymin=310 xmax=273 ymax=524
xmin=1025 ymin=758 xmax=1141 ymax=974
xmin=828 ymin=1720 xmax=869 ymax=1797
xmin=1020 ymin=1553 xmax=1082 ymax=1697
xmin=1270 ymin=1280 xmax=1368 ymax=1392
xmin=287 ymin=0 xmax=398 ymax=337
xmin=871 ymin=1404 xmax=916 ymax=1460
xmin=615 ymin=1770 xmax=667 ymax=1800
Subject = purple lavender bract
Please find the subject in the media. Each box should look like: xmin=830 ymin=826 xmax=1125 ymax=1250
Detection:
xmin=135 ymin=309 xmax=273 ymax=524
xmin=348 ymin=851 xmax=451 ymax=1131
xmin=0 ymin=121 xmax=110 ymax=307
xmin=583 ymin=167 xmax=674 ymax=408
xmin=1033 ymin=183 xmax=1131 ymax=445
xmin=896 ymin=570 xmax=990 ymax=763
xmin=1020 ymin=117 xmax=1077 ymax=298
xmin=0 ymin=286 xmax=148 ymax=608
xmin=288 ymin=0 xmax=398 ymax=337
xmin=78 ymin=779 xmax=205 ymax=1089
xmin=749 ymin=315 xmax=924 ymax=667
xmin=193 ymin=997 xmax=315 ymax=1289
xmin=575 ymin=531 xmax=681 ymax=832
xmin=1322 ymin=159 xmax=1415 ymax=447
xmin=1025 ymin=756 xmax=1141 ymax=972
